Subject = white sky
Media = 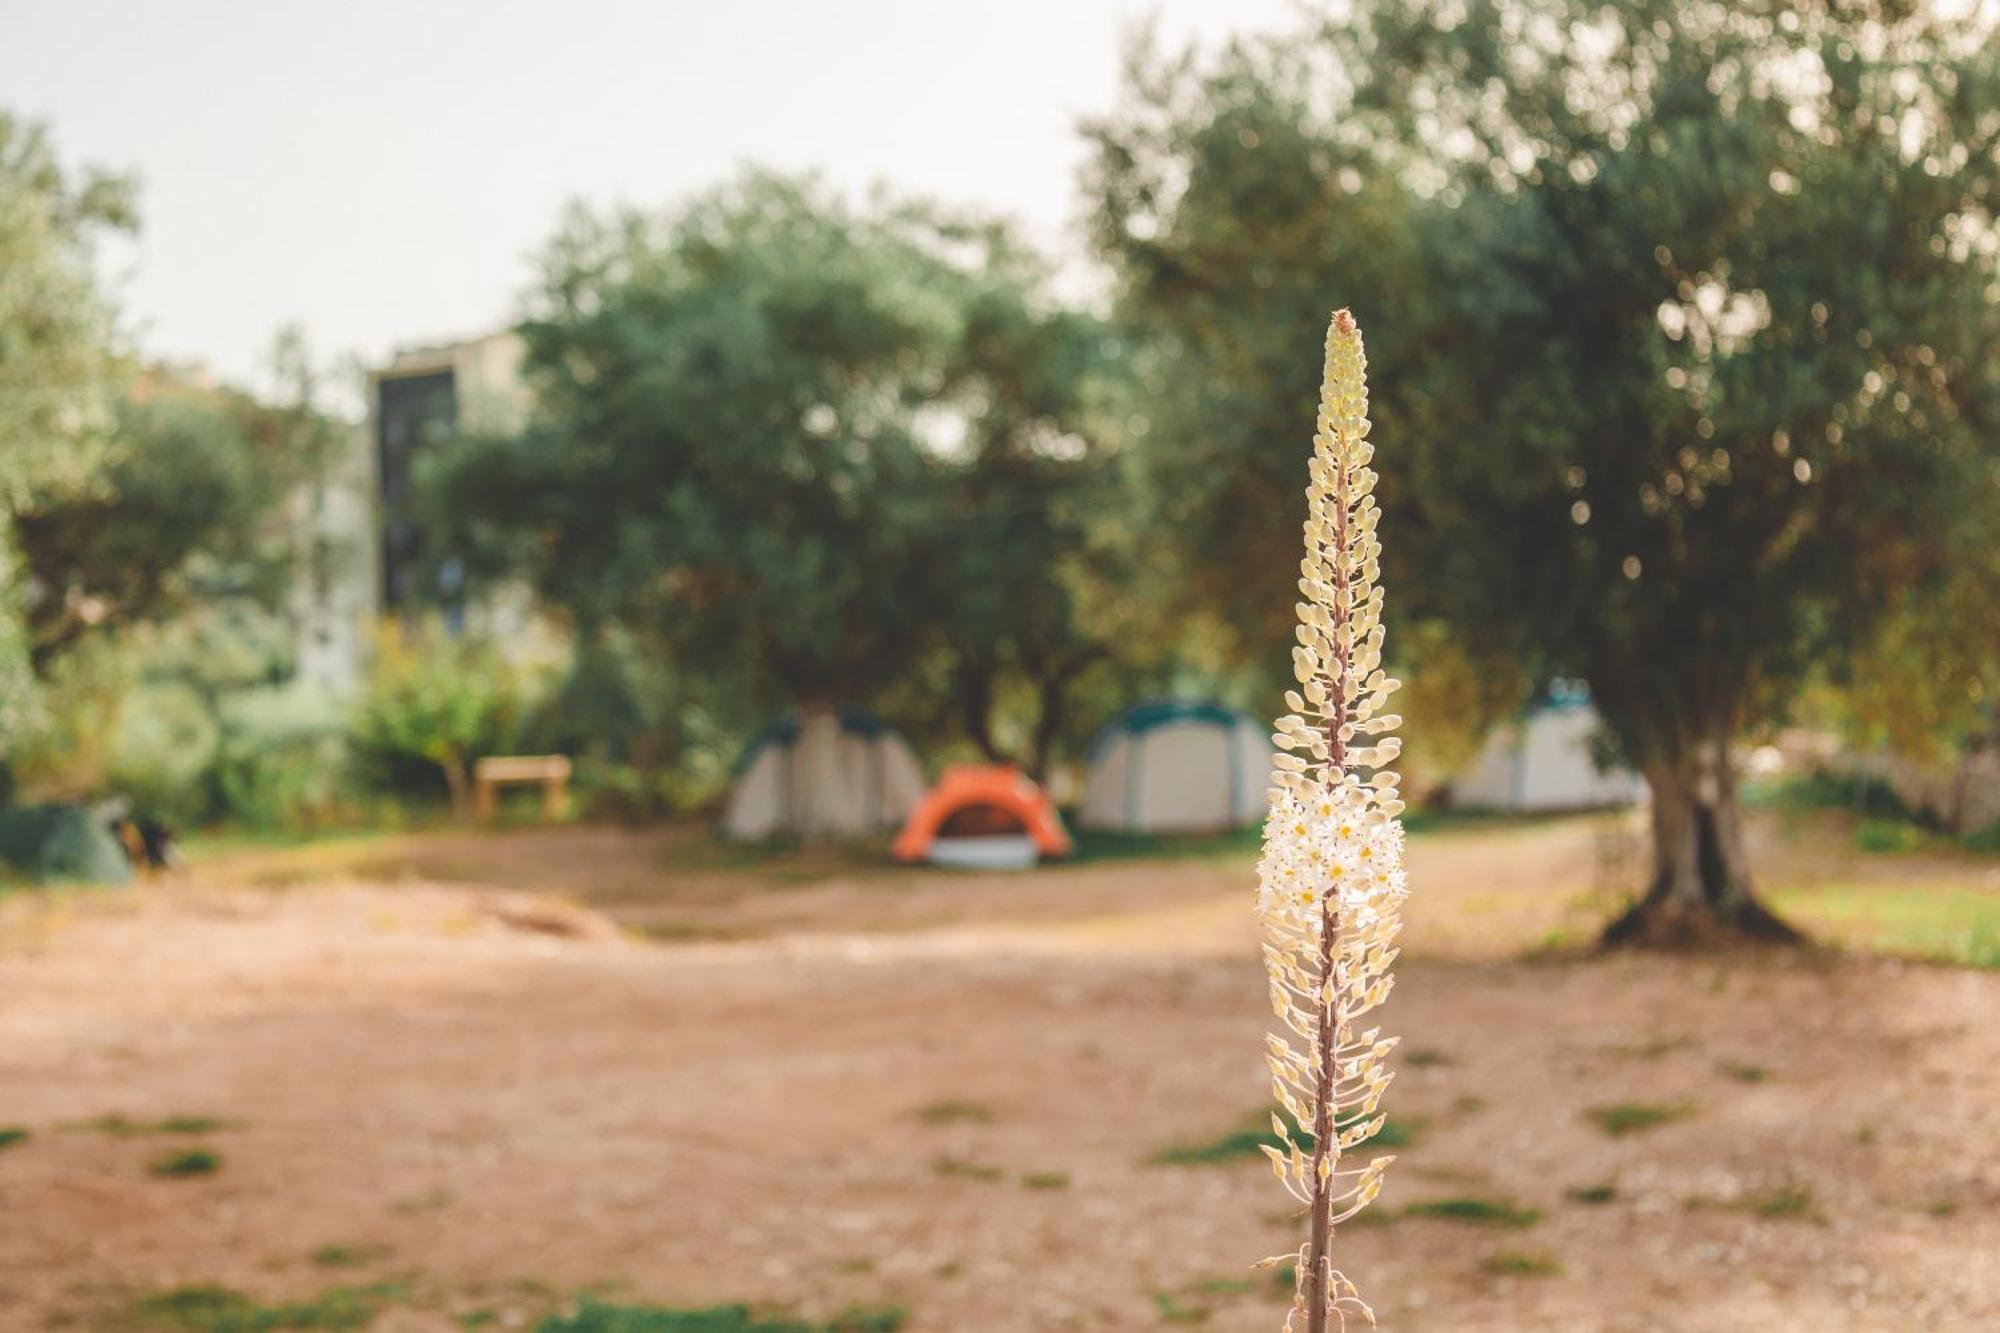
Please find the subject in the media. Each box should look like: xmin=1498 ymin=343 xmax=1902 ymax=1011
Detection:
xmin=4 ymin=0 xmax=1291 ymax=395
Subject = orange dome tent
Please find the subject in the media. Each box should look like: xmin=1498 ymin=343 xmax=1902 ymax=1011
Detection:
xmin=892 ymin=764 xmax=1072 ymax=867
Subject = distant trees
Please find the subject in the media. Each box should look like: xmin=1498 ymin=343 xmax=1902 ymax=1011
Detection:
xmin=423 ymin=173 xmax=1140 ymax=780
xmin=0 ymin=112 xmax=133 ymax=749
xmin=16 ymin=365 xmax=334 ymax=672
xmin=1088 ymin=0 xmax=2000 ymax=942
xmin=0 ymin=110 xmax=341 ymax=808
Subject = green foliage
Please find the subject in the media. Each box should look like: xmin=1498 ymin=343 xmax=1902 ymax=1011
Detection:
xmin=422 ymin=172 xmax=1141 ymax=779
xmin=1479 ymin=1252 xmax=1563 ymax=1277
xmin=1746 ymin=1180 xmax=1817 ymax=1220
xmin=1089 ymin=0 xmax=2000 ymax=921
xmin=1584 ymin=1102 xmax=1697 ymax=1137
xmin=1150 ymin=1292 xmax=1211 ymax=1325
xmin=0 ymin=109 xmax=131 ymax=751
xmin=209 ymin=686 xmax=354 ymax=831
xmin=420 ymin=175 xmax=969 ymax=710
xmin=1566 ymin=1184 xmax=1617 ymax=1206
xmin=1746 ymin=770 xmax=1909 ymax=819
xmin=537 ymin=628 xmax=751 ymax=818
xmin=79 ymin=1114 xmax=229 ymax=1136
xmin=1965 ymin=821 xmax=2000 ymax=855
xmin=307 ymin=1245 xmax=392 ymax=1269
xmin=147 ymin=1148 xmax=222 ymax=1177
xmin=535 ymin=1302 xmax=905 ymax=1333
xmin=1854 ymin=818 xmax=1932 ymax=855
xmin=1773 ymin=879 xmax=2000 ymax=969
xmin=146 ymin=1148 xmax=222 ymax=1177
xmin=1148 ymin=1110 xmax=1414 ymax=1166
xmin=349 ymin=622 xmax=541 ymax=810
xmin=107 ymin=1282 xmax=407 ymax=1332
xmin=1403 ymin=1197 xmax=1543 ymax=1228
xmin=0 ymin=1127 xmax=27 ymax=1150
xmin=17 ymin=373 xmax=333 ymax=676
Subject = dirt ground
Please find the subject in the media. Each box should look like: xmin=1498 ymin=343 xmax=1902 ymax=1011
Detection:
xmin=3 ymin=816 xmax=1998 ymax=1332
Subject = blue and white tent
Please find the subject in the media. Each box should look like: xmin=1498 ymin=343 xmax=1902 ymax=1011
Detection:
xmin=722 ymin=708 xmax=926 ymax=840
xmin=1078 ymin=700 xmax=1272 ymax=833
xmin=1449 ymin=683 xmax=1644 ymax=812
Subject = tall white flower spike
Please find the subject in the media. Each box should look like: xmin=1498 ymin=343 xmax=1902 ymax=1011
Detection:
xmin=1253 ymin=309 xmax=1407 ymax=1333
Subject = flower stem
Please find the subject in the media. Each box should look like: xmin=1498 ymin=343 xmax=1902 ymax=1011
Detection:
xmin=1305 ymin=376 xmax=1355 ymax=1333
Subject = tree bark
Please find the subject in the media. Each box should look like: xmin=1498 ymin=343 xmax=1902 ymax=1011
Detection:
xmin=441 ymin=754 xmax=471 ymax=821
xmin=1602 ymin=733 xmax=1801 ymax=948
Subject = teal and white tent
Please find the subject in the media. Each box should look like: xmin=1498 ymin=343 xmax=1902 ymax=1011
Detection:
xmin=722 ymin=708 xmax=926 ymax=841
xmin=1449 ymin=682 xmax=1644 ymax=812
xmin=1079 ymin=700 xmax=1271 ymax=833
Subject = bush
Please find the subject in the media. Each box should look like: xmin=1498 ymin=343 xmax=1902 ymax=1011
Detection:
xmin=349 ymin=621 xmax=542 ymax=814
xmin=210 ymin=686 xmax=355 ymax=831
xmin=107 ymin=680 xmax=220 ymax=828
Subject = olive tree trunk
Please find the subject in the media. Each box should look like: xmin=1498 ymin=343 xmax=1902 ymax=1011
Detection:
xmin=1602 ymin=733 xmax=1800 ymax=947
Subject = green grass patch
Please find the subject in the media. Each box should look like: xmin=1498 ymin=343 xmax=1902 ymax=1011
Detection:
xmin=308 ymin=1245 xmax=393 ymax=1269
xmin=1566 ymin=1183 xmax=1617 ymax=1205
xmin=1149 ymin=1292 xmax=1210 ymax=1325
xmin=1853 ymin=818 xmax=1934 ymax=854
xmin=930 ymin=1157 xmax=1004 ymax=1183
xmin=1584 ymin=1102 xmax=1696 ymax=1137
xmin=911 ymin=1101 xmax=994 ymax=1125
xmin=1019 ymin=1171 xmax=1070 ymax=1190
xmin=1149 ymin=1110 xmax=1415 ymax=1166
xmin=535 ymin=1303 xmax=906 ymax=1333
xmin=1772 ymin=880 xmax=2000 ymax=969
xmin=0 ymin=1126 xmax=28 ymax=1151
xmin=1403 ymin=1196 xmax=1542 ymax=1228
xmin=104 ymin=1281 xmax=410 ymax=1332
xmin=1719 ymin=1062 xmax=1771 ymax=1084
xmin=1403 ymin=1048 xmax=1452 ymax=1068
xmin=148 ymin=1148 xmax=222 ymax=1178
xmin=1603 ymin=1036 xmax=1692 ymax=1059
xmin=1744 ymin=1180 xmax=1817 ymax=1221
xmin=77 ymin=1113 xmax=231 ymax=1136
xmin=1479 ymin=1251 xmax=1563 ymax=1277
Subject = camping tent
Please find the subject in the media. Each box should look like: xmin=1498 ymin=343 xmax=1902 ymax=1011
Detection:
xmin=721 ymin=709 xmax=926 ymax=840
xmin=892 ymin=765 xmax=1072 ymax=868
xmin=1449 ymin=686 xmax=1645 ymax=812
xmin=1078 ymin=700 xmax=1272 ymax=834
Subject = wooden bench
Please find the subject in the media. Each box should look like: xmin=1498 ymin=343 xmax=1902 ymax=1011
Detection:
xmin=472 ymin=755 xmax=573 ymax=823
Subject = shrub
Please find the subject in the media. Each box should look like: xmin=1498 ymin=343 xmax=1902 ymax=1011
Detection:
xmin=210 ymin=686 xmax=355 ymax=831
xmin=107 ymin=680 xmax=219 ymax=827
xmin=349 ymin=621 xmax=542 ymax=814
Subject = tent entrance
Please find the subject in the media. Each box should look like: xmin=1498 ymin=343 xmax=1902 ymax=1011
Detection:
xmin=936 ymin=803 xmax=1029 ymax=838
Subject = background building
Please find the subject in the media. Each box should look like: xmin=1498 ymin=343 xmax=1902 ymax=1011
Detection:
xmin=292 ymin=331 xmax=530 ymax=692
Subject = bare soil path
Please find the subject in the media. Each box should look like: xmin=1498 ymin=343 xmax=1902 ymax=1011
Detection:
xmin=2 ymin=818 xmax=1997 ymax=1331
